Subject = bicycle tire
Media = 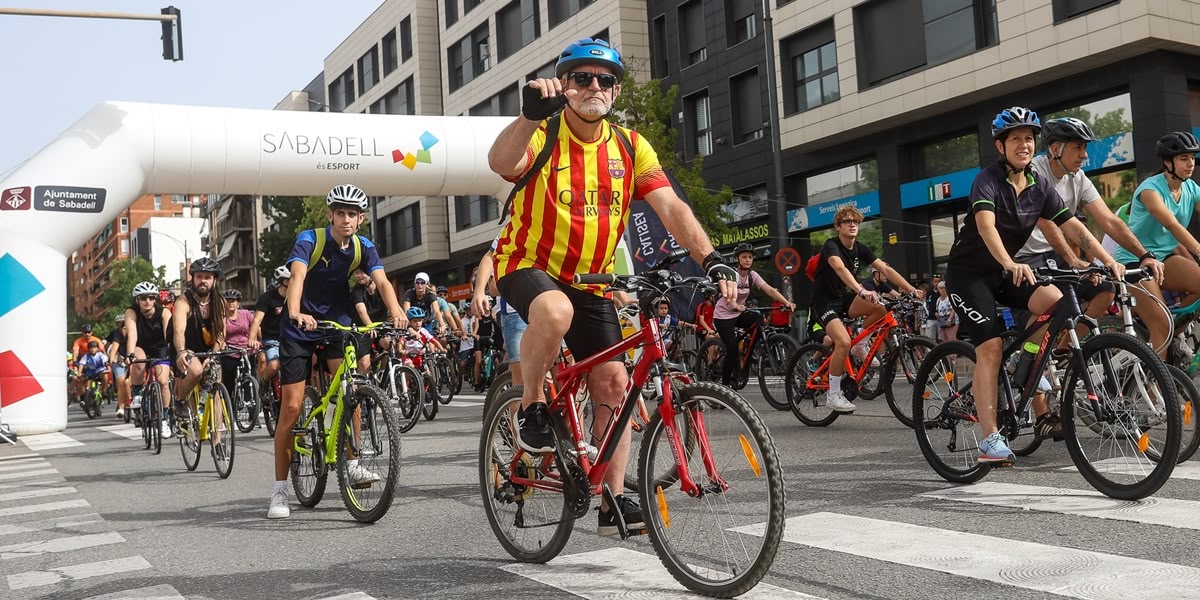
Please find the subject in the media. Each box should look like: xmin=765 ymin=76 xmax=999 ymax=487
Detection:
xmin=694 ymin=339 xmax=726 ymax=384
xmin=912 ymin=340 xmax=990 ymax=484
xmin=261 ymin=381 xmax=278 ymax=438
xmin=141 ymin=383 xmax=157 ymax=450
xmin=421 ymin=372 xmax=439 ymax=420
xmin=1169 ymin=365 xmax=1200 ymax=463
xmin=292 ymin=386 xmax=329 ymax=508
xmin=233 ymin=376 xmax=259 ymax=434
xmin=479 ymin=385 xmax=573 ymax=563
xmin=785 ymin=343 xmax=839 ymax=427
xmin=882 ymin=336 xmax=938 ymax=428
xmin=482 ymin=369 xmax=514 ymax=421
xmin=450 ymin=355 xmax=464 ymax=396
xmin=757 ymin=333 xmax=799 ymax=411
xmin=178 ymin=394 xmax=201 ymax=472
xmin=1062 ymin=333 xmax=1179 ymax=499
xmin=391 ymin=364 xmax=424 ymax=434
xmin=209 ymin=384 xmax=236 ymax=479
xmin=336 ymin=384 xmax=401 ymax=522
xmin=639 ymin=381 xmax=784 ymax=597
xmin=148 ymin=385 xmax=163 ymax=455
xmin=437 ymin=358 xmax=454 ymax=404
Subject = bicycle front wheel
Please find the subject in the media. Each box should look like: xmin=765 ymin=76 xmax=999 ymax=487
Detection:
xmin=882 ymin=336 xmax=937 ymax=428
xmin=209 ymin=384 xmax=236 ymax=479
xmin=1169 ymin=365 xmax=1200 ymax=463
xmin=912 ymin=340 xmax=989 ymax=484
xmin=233 ymin=375 xmax=259 ymax=434
xmin=392 ymin=364 xmax=424 ymax=434
xmin=260 ymin=382 xmax=278 ymax=438
xmin=785 ymin=343 xmax=839 ymax=427
xmin=757 ymin=333 xmax=799 ymax=411
xmin=148 ymin=387 xmax=163 ymax=455
xmin=421 ymin=373 xmax=439 ymax=420
xmin=336 ymin=384 xmax=401 ymax=523
xmin=292 ymin=386 xmax=328 ymax=508
xmin=479 ymin=386 xmax=572 ymax=563
xmin=437 ymin=359 xmax=454 ymax=404
xmin=178 ymin=396 xmax=201 ymax=472
xmin=1062 ymin=333 xmax=1179 ymax=499
xmin=639 ymin=382 xmax=784 ymax=598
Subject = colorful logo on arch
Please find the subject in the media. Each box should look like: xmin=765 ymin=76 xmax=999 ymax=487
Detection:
xmin=391 ymin=131 xmax=440 ymax=170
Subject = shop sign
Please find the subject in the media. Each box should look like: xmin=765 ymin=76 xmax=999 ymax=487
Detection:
xmin=786 ymin=191 xmax=880 ymax=233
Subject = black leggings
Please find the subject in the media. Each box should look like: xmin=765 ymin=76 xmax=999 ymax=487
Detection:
xmin=714 ymin=311 xmax=762 ymax=382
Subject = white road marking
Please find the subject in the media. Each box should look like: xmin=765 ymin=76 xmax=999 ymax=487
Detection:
xmin=0 ymin=453 xmax=41 ymax=462
xmin=446 ymin=401 xmax=483 ymax=407
xmin=0 ymin=499 xmax=89 ymax=518
xmin=82 ymin=584 xmax=185 ymax=600
xmin=0 ymin=486 xmax=76 ymax=503
xmin=319 ymin=593 xmax=379 ymax=600
xmin=1061 ymin=458 xmax=1200 ymax=481
xmin=500 ymin=547 xmax=824 ymax=599
xmin=21 ymin=432 xmax=83 ymax=451
xmin=0 ymin=531 xmax=125 ymax=560
xmin=733 ymin=513 xmax=1200 ymax=599
xmin=97 ymin=424 xmax=144 ymax=441
xmin=0 ymin=458 xmax=49 ymax=470
xmin=0 ymin=468 xmax=58 ymax=481
xmin=0 ymin=513 xmax=104 ymax=537
xmin=8 ymin=555 xmax=151 ymax=590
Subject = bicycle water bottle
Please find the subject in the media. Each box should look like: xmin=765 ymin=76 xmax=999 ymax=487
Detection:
xmin=1012 ymin=341 xmax=1040 ymax=387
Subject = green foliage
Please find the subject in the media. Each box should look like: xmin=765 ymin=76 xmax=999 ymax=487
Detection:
xmin=921 ymin=133 xmax=980 ymax=176
xmin=94 ymin=257 xmax=169 ymax=338
xmin=1044 ymin=106 xmax=1131 ymax=140
xmin=610 ymin=64 xmax=732 ymax=235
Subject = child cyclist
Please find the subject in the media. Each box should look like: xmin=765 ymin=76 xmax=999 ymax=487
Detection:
xmin=401 ymin=307 xmax=446 ymax=370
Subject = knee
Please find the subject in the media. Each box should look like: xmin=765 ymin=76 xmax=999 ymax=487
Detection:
xmin=830 ymin=330 xmax=851 ymax=350
xmin=533 ymin=300 xmax=573 ymax=334
xmin=591 ymin=365 xmax=628 ymax=401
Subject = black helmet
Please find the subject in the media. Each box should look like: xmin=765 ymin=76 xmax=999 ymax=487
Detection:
xmin=1042 ymin=117 xmax=1096 ymax=147
xmin=733 ymin=243 xmax=755 ymax=256
xmin=81 ymin=323 xmax=93 ymax=333
xmin=223 ymin=289 xmax=242 ymax=301
xmin=1156 ymin=131 xmax=1200 ymax=159
xmin=991 ymin=106 xmax=1041 ymax=140
xmin=188 ymin=256 xmax=222 ymax=276
xmin=436 ymin=286 xmax=448 ymax=294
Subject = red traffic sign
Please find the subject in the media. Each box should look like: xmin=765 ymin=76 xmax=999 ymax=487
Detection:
xmin=775 ymin=247 xmax=802 ymax=275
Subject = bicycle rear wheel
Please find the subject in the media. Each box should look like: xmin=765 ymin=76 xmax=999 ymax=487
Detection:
xmin=421 ymin=372 xmax=439 ymax=420
xmin=757 ymin=333 xmax=798 ymax=411
xmin=147 ymin=385 xmax=163 ymax=455
xmin=437 ymin=358 xmax=454 ymax=404
xmin=912 ymin=340 xmax=989 ymax=484
xmin=336 ymin=384 xmax=401 ymax=523
xmin=209 ymin=384 xmax=236 ymax=479
xmin=694 ymin=339 xmax=726 ymax=384
xmin=177 ymin=395 xmax=201 ymax=471
xmin=141 ymin=384 xmax=157 ymax=450
xmin=882 ymin=336 xmax=937 ymax=428
xmin=261 ymin=381 xmax=278 ymax=438
xmin=639 ymin=382 xmax=784 ymax=597
xmin=1169 ymin=366 xmax=1200 ymax=463
xmin=233 ymin=375 xmax=259 ymax=434
xmin=1062 ymin=333 xmax=1179 ymax=499
xmin=785 ymin=343 xmax=839 ymax=427
xmin=479 ymin=386 xmax=572 ymax=563
xmin=392 ymin=364 xmax=424 ymax=433
xmin=292 ymin=386 xmax=328 ymax=508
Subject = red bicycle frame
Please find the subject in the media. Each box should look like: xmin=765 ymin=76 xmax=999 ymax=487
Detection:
xmin=509 ymin=306 xmax=717 ymax=499
xmin=805 ymin=309 xmax=899 ymax=391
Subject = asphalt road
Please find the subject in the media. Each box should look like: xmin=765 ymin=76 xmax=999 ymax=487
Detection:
xmin=4 ymin=383 xmax=1200 ymax=600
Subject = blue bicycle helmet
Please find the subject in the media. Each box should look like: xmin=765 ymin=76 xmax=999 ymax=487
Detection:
xmin=555 ymin=38 xmax=625 ymax=81
xmin=406 ymin=307 xmax=426 ymax=320
xmin=991 ymin=106 xmax=1041 ymax=140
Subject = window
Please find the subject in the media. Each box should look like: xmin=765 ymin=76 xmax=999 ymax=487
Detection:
xmin=725 ymin=184 xmax=768 ymax=222
xmin=382 ymin=30 xmax=398 ymax=75
xmin=549 ymin=0 xmax=596 ymax=28
xmin=445 ymin=0 xmax=458 ymax=26
xmin=382 ymin=204 xmax=423 ymax=253
xmin=731 ymin=69 xmax=764 ymax=144
xmin=686 ymin=91 xmax=712 ymax=158
xmin=527 ymin=60 xmax=556 ymax=82
xmin=377 ymin=78 xmax=416 ymax=115
xmin=498 ymin=0 xmax=541 ymax=61
xmin=1045 ymin=93 xmax=1134 ymax=185
xmin=455 ymin=196 xmax=500 ymax=231
xmin=120 ymin=239 xmax=129 ymax=256
xmin=154 ymin=195 xmax=162 ymax=210
xmin=400 ymin=17 xmax=413 ymax=61
xmin=341 ymin=68 xmax=356 ymax=107
xmin=783 ymin=22 xmax=839 ymax=114
xmin=449 ymin=24 xmax=490 ymax=92
xmin=727 ymin=0 xmax=757 ymax=45
xmin=651 ymin=16 xmax=668 ymax=79
xmin=679 ymin=0 xmax=706 ymax=67
xmin=328 ymin=67 xmax=355 ymax=111
xmin=808 ymin=160 xmax=878 ymax=205
xmin=470 ymin=84 xmax=520 ymax=116
xmin=464 ymin=0 xmax=481 ymax=14
xmin=119 ymin=217 xmax=128 ymax=233
xmin=357 ymin=47 xmax=379 ymax=95
xmin=1052 ymin=0 xmax=1118 ymax=22
xmin=916 ymin=131 xmax=979 ymax=178
xmin=854 ymin=0 xmax=998 ymax=88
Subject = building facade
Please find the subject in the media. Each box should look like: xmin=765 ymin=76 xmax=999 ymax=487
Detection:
xmin=200 ymin=194 xmax=264 ymax=302
xmin=130 ymin=216 xmax=205 ymax=289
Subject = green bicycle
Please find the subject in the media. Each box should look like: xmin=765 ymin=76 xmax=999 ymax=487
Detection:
xmin=291 ymin=321 xmax=402 ymax=523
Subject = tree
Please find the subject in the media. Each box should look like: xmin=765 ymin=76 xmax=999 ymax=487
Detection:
xmin=257 ymin=196 xmax=308 ymax=281
xmin=1043 ymin=107 xmax=1131 ymax=139
xmin=95 ymin=257 xmax=169 ymax=338
xmin=610 ymin=64 xmax=732 ymax=235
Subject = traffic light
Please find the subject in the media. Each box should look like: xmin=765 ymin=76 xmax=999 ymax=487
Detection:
xmin=161 ymin=6 xmax=182 ymax=61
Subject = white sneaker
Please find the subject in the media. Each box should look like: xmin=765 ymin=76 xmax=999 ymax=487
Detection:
xmin=267 ymin=489 xmax=290 ymax=519
xmin=347 ymin=464 xmax=382 ymax=488
xmin=826 ymin=390 xmax=857 ymax=413
xmin=116 ymin=408 xmax=125 ymax=419
xmin=130 ymin=395 xmax=142 ymax=409
xmin=160 ymin=419 xmax=173 ymax=439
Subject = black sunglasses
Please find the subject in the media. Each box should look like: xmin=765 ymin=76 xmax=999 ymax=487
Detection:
xmin=568 ymin=72 xmax=618 ymax=90
xmin=137 ymin=295 xmax=157 ymax=301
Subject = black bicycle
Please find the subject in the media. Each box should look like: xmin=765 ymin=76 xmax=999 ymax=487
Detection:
xmin=226 ymin=346 xmax=261 ymax=434
xmin=913 ymin=265 xmax=1181 ymax=500
xmin=695 ymin=307 xmax=799 ymax=410
xmin=127 ymin=357 xmax=169 ymax=455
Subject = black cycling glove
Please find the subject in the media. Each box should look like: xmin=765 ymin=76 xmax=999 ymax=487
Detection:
xmin=703 ymin=252 xmax=737 ymax=284
xmin=522 ymin=84 xmax=568 ymax=121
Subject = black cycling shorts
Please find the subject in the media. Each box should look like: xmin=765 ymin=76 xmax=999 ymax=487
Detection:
xmin=809 ymin=292 xmax=855 ymax=329
xmin=1019 ymin=250 xmax=1115 ymax=303
xmin=496 ymin=268 xmax=622 ymax=362
xmin=945 ymin=267 xmax=1039 ymax=344
xmin=279 ymin=336 xmax=349 ymax=385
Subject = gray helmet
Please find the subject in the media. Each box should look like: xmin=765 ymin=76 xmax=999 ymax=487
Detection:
xmin=1156 ymin=131 xmax=1200 ymax=159
xmin=326 ymin=184 xmax=369 ymax=211
xmin=132 ymin=281 xmax=159 ymax=297
xmin=188 ymin=256 xmax=222 ymax=276
xmin=1042 ymin=117 xmax=1096 ymax=147
xmin=273 ymin=265 xmax=291 ymax=281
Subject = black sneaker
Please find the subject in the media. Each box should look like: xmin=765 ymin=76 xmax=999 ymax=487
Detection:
xmin=1035 ymin=413 xmax=1064 ymax=442
xmin=516 ymin=402 xmax=555 ymax=453
xmin=598 ymin=494 xmax=646 ymax=538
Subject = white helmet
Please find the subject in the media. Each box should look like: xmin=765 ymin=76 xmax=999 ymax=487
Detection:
xmin=273 ymin=265 xmax=291 ymax=281
xmin=132 ymin=281 xmax=159 ymax=297
xmin=326 ymin=184 xmax=369 ymax=211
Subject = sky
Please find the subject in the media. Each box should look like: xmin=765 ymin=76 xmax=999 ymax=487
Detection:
xmin=0 ymin=1 xmax=384 ymax=175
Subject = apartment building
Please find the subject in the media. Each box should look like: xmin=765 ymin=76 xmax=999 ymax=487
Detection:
xmin=200 ymin=194 xmax=264 ymax=302
xmin=69 ymin=194 xmax=198 ymax=320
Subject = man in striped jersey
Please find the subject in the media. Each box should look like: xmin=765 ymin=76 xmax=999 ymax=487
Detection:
xmin=487 ymin=38 xmax=737 ymax=537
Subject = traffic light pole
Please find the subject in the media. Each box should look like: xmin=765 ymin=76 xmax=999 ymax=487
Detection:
xmin=0 ymin=6 xmax=182 ymax=61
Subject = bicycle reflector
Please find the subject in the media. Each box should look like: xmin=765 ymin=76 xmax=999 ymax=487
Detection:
xmin=740 ymin=434 xmax=762 ymax=477
xmin=656 ymin=486 xmax=670 ymax=529
xmin=1138 ymin=432 xmax=1151 ymax=453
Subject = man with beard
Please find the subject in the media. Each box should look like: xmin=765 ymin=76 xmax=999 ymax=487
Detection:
xmin=171 ymin=257 xmax=226 ymax=410
xmin=487 ymin=37 xmax=738 ymax=538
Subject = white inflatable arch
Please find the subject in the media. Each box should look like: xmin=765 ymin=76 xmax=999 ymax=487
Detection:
xmin=0 ymin=102 xmax=516 ymax=435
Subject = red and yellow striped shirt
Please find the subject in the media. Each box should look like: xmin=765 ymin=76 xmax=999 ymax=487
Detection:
xmin=494 ymin=116 xmax=671 ymax=293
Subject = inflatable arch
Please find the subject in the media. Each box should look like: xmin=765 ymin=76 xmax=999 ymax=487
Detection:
xmin=0 ymin=102 xmax=522 ymax=435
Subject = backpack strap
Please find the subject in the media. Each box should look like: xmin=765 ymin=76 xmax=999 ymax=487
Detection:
xmin=309 ymin=228 xmax=325 ymax=267
xmin=499 ymin=115 xmax=563 ymax=224
xmin=308 ymin=228 xmax=364 ymax=289
xmin=612 ymin=124 xmax=634 ymax=161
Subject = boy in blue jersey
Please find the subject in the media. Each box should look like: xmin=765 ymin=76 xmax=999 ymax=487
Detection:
xmin=267 ymin=184 xmax=406 ymax=520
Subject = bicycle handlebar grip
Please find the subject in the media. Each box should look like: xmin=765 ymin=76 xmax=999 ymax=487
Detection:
xmin=573 ymin=273 xmax=617 ymax=285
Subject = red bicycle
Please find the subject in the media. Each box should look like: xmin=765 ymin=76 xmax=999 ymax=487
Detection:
xmin=479 ymin=250 xmax=785 ymax=598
